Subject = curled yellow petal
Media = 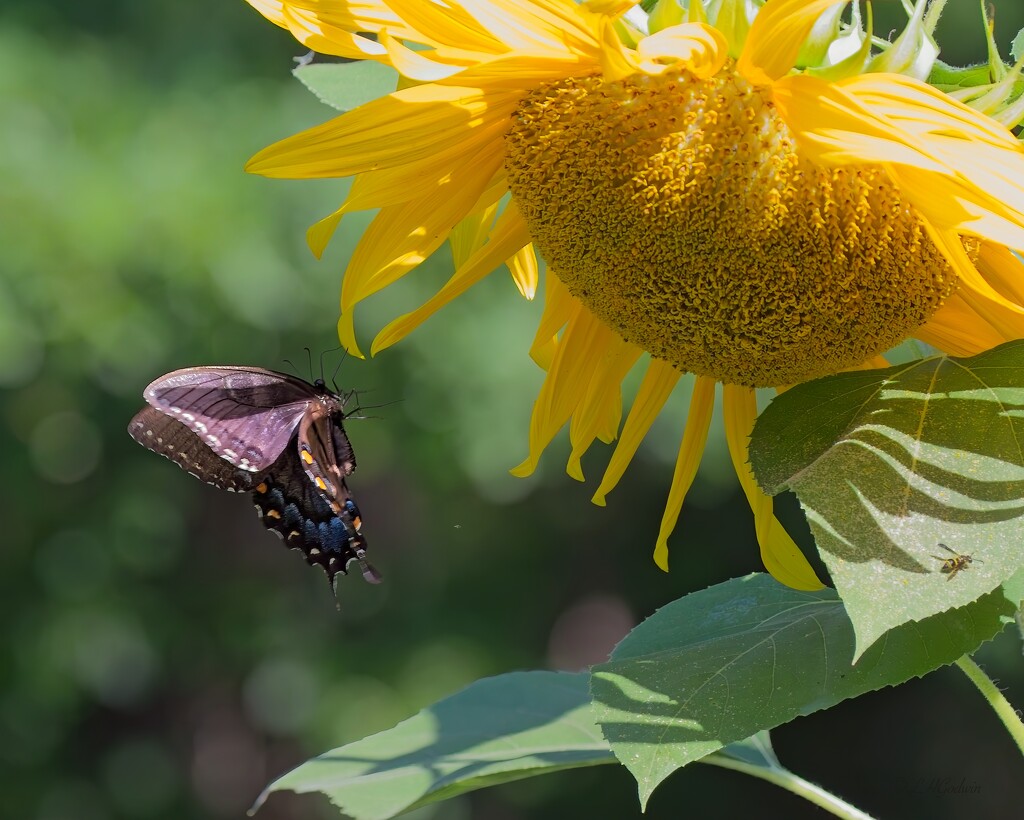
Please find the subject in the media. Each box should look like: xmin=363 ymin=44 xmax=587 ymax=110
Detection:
xmin=567 ymin=340 xmax=642 ymax=480
xmin=737 ymin=0 xmax=845 ymax=86
xmin=512 ymin=302 xmax=615 ymax=477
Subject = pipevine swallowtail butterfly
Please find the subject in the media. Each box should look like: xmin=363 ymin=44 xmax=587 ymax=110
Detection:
xmin=128 ymin=366 xmax=381 ymax=591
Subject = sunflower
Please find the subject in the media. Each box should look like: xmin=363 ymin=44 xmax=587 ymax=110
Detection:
xmin=245 ymin=0 xmax=1024 ymax=591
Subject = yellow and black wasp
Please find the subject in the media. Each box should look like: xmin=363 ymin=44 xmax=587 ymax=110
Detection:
xmin=932 ymin=543 xmax=982 ymax=580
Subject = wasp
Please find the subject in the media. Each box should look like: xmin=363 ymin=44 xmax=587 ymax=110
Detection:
xmin=932 ymin=543 xmax=982 ymax=580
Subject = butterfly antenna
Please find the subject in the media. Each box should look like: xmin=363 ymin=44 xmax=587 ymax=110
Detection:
xmin=329 ymin=346 xmax=348 ymax=393
xmin=349 ymin=396 xmax=404 ymax=419
xmin=281 ymin=358 xmax=299 ymax=376
xmin=304 ymin=347 xmax=314 ymax=382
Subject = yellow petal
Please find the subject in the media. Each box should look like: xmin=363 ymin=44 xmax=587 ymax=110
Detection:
xmin=246 ymin=82 xmax=521 ymax=179
xmin=371 ymin=202 xmax=532 ymax=353
xmin=975 ymin=241 xmax=1024 ymax=307
xmin=340 ymin=153 xmax=503 ymax=305
xmin=246 ymin=0 xmax=286 ymax=28
xmin=380 ymin=0 xmax=505 ymax=54
xmin=737 ymin=0 xmax=845 ymax=85
xmin=507 ymin=244 xmax=539 ymax=299
xmin=773 ymin=73 xmax=1024 ymax=251
xmin=450 ymin=203 xmax=500 ymax=269
xmin=916 ymin=292 xmax=1005 ymax=356
xmin=529 ymin=274 xmax=575 ymax=369
xmin=633 ymin=22 xmax=728 ymax=77
xmin=307 ymin=206 xmax=348 ymax=260
xmin=460 ymin=0 xmax=601 ymax=56
xmin=723 ymin=384 xmax=825 ymax=591
xmin=653 ymin=375 xmax=716 ymax=571
xmin=592 ymin=358 xmax=681 ymax=505
xmin=248 ymin=0 xmax=410 ymax=60
xmin=923 ymin=224 xmax=1024 ymax=342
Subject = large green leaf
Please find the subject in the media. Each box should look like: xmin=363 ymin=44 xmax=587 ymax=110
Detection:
xmin=590 ymin=573 xmax=1018 ymax=808
xmin=254 ymin=671 xmax=612 ymax=819
xmin=293 ymin=61 xmax=399 ymax=112
xmin=749 ymin=341 xmax=1024 ymax=652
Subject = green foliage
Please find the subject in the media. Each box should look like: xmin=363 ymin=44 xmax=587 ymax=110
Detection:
xmin=590 ymin=573 xmax=1017 ymax=806
xmin=750 ymin=342 xmax=1024 ymax=653
xmin=259 ymin=672 xmax=613 ymax=818
xmin=294 ymin=61 xmax=400 ymax=112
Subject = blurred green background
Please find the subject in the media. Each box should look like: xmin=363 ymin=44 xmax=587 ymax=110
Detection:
xmin=2 ymin=2 xmax=1023 ymax=818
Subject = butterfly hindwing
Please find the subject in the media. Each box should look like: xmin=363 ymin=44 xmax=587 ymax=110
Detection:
xmin=253 ymin=442 xmax=379 ymax=586
xmin=128 ymin=406 xmax=256 ymax=492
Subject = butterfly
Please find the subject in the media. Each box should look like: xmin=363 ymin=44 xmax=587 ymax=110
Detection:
xmin=128 ymin=366 xmax=381 ymax=591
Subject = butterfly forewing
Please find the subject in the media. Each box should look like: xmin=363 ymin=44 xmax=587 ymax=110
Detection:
xmin=129 ymin=406 xmax=256 ymax=492
xmin=143 ymin=367 xmax=316 ymax=471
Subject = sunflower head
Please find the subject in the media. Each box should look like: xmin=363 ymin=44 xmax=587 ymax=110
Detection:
xmin=245 ymin=0 xmax=1024 ymax=590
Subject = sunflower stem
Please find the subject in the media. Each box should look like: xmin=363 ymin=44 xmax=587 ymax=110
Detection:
xmin=706 ymin=756 xmax=876 ymax=820
xmin=954 ymin=654 xmax=1024 ymax=757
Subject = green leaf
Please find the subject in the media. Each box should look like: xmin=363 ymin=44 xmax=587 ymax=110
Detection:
xmin=1012 ymin=27 xmax=1024 ymax=63
xmin=254 ymin=671 xmax=613 ymax=819
xmin=926 ymin=60 xmax=993 ymax=90
xmin=293 ymin=61 xmax=399 ymax=112
xmin=749 ymin=341 xmax=1024 ymax=652
xmin=590 ymin=573 xmax=1016 ymax=808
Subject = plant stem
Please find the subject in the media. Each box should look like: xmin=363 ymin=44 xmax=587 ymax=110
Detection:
xmin=954 ymin=654 xmax=1024 ymax=756
xmin=706 ymin=756 xmax=876 ymax=820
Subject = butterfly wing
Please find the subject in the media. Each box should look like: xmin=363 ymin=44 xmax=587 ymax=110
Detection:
xmin=142 ymin=367 xmax=315 ymax=472
xmin=253 ymin=441 xmax=380 ymax=586
xmin=128 ymin=406 xmax=256 ymax=492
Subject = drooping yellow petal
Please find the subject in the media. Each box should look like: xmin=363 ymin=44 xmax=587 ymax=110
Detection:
xmin=338 ymin=154 xmax=505 ymax=355
xmin=567 ymin=339 xmax=642 ymax=480
xmin=450 ymin=204 xmax=500 ymax=269
xmin=652 ymin=375 xmax=716 ymax=571
xmin=737 ymin=0 xmax=845 ymax=85
xmin=723 ymin=384 xmax=825 ymax=591
xmin=307 ymin=120 xmax=509 ymax=258
xmin=592 ymin=358 xmax=681 ymax=506
xmin=371 ymin=202 xmax=533 ymax=353
xmin=512 ymin=302 xmax=618 ymax=477
xmin=529 ymin=274 xmax=575 ymax=369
